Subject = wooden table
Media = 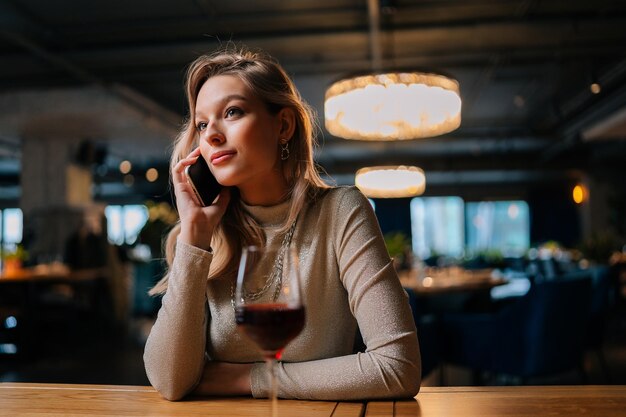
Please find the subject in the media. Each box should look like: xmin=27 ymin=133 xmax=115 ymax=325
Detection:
xmin=0 ymin=265 xmax=105 ymax=283
xmin=370 ymin=386 xmax=626 ymax=416
xmin=0 ymin=267 xmax=107 ymax=356
xmin=1 ymin=383 xmax=625 ymax=416
xmin=0 ymin=383 xmax=362 ymax=417
xmin=399 ymin=268 xmax=507 ymax=296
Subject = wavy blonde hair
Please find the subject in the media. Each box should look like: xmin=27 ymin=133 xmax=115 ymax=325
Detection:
xmin=150 ymin=47 xmax=329 ymax=295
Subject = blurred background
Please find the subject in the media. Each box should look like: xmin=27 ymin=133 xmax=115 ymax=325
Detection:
xmin=1 ymin=0 xmax=625 ymax=387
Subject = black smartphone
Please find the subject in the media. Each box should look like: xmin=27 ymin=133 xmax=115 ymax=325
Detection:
xmin=184 ymin=154 xmax=222 ymax=206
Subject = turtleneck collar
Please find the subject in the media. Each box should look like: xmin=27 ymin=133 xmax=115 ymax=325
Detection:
xmin=240 ymin=197 xmax=291 ymax=227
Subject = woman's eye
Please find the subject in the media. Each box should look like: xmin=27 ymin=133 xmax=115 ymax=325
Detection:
xmin=196 ymin=122 xmax=208 ymax=132
xmin=225 ymin=107 xmax=243 ymax=118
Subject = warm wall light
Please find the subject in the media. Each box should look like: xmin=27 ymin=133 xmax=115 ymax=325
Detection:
xmin=355 ymin=166 xmax=426 ymax=198
xmin=573 ymin=184 xmax=586 ymax=204
xmin=119 ymin=160 xmax=132 ymax=174
xmin=325 ymin=72 xmax=461 ymax=140
xmin=145 ymin=168 xmax=159 ymax=182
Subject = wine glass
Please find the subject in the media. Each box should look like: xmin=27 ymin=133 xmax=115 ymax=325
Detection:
xmin=234 ymin=244 xmax=305 ymax=417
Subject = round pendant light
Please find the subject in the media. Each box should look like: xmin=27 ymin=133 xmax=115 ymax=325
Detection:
xmin=325 ymin=72 xmax=461 ymax=140
xmin=324 ymin=0 xmax=461 ymax=141
xmin=355 ymin=166 xmax=426 ymax=198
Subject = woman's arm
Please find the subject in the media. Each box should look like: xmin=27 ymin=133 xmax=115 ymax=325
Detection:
xmin=143 ymin=241 xmax=212 ymax=400
xmin=193 ymin=361 xmax=253 ymax=396
xmin=144 ymin=148 xmax=232 ymax=400
xmin=250 ymin=188 xmax=421 ymax=400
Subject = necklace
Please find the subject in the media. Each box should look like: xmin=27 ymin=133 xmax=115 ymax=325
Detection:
xmin=230 ymin=219 xmax=297 ymax=312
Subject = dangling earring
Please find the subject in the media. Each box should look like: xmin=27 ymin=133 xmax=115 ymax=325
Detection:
xmin=280 ymin=142 xmax=290 ymax=160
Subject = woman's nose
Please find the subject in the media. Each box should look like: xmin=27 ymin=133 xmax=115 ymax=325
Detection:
xmin=201 ymin=126 xmax=225 ymax=146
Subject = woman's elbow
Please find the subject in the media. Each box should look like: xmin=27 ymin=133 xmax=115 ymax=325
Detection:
xmin=401 ymin=373 xmax=421 ymax=398
xmin=148 ymin=372 xmax=193 ymax=401
xmin=144 ymin=356 xmax=194 ymax=401
xmin=157 ymin=386 xmax=188 ymax=402
xmin=396 ymin=360 xmax=421 ymax=398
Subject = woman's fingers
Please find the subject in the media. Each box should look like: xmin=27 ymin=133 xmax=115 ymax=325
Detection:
xmin=172 ymin=148 xmax=206 ymax=207
xmin=172 ymin=148 xmax=201 ymax=185
xmin=208 ymin=187 xmax=231 ymax=215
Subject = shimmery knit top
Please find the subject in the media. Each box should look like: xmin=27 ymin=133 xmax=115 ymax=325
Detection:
xmin=143 ymin=186 xmax=421 ymax=401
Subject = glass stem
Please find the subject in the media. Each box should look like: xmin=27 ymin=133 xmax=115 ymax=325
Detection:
xmin=266 ymin=357 xmax=278 ymax=417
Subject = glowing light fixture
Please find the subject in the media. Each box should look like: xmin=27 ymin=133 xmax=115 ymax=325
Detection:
xmin=324 ymin=0 xmax=461 ymax=140
xmin=355 ymin=166 xmax=426 ymax=198
xmin=590 ymin=82 xmax=601 ymax=95
xmin=325 ymin=72 xmax=461 ymax=140
xmin=119 ymin=160 xmax=132 ymax=174
xmin=573 ymin=184 xmax=586 ymax=204
xmin=145 ymin=168 xmax=159 ymax=182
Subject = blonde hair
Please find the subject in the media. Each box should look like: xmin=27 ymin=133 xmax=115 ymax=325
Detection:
xmin=150 ymin=47 xmax=329 ymax=295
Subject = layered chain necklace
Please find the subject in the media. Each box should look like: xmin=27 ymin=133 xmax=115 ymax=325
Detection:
xmin=230 ymin=219 xmax=298 ymax=311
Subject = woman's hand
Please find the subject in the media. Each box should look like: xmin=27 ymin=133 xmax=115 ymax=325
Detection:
xmin=193 ymin=361 xmax=253 ymax=396
xmin=172 ymin=147 xmax=230 ymax=251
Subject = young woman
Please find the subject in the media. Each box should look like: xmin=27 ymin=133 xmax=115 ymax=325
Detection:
xmin=143 ymin=47 xmax=421 ymax=401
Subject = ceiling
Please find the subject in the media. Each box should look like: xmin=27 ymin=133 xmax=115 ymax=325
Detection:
xmin=1 ymin=0 xmax=626 ymax=203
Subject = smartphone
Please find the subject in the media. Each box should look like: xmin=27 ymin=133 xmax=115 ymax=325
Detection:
xmin=184 ymin=154 xmax=222 ymax=206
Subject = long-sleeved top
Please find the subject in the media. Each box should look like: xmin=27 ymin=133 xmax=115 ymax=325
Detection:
xmin=144 ymin=186 xmax=421 ymax=401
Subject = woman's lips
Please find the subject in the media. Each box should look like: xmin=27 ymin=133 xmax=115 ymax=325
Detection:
xmin=210 ymin=150 xmax=236 ymax=165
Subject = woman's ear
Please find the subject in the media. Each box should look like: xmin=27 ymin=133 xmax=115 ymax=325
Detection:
xmin=277 ymin=108 xmax=296 ymax=143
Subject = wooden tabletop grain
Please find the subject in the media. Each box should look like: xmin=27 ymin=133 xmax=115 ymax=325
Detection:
xmin=365 ymin=385 xmax=626 ymax=417
xmin=1 ymin=383 xmax=625 ymax=417
xmin=0 ymin=383 xmax=363 ymax=417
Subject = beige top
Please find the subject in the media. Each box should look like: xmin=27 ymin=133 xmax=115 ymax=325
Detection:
xmin=144 ymin=187 xmax=421 ymax=401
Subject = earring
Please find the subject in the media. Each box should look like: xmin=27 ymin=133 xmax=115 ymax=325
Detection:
xmin=280 ymin=142 xmax=290 ymax=160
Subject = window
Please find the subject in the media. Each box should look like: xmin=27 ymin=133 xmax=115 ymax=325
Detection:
xmin=0 ymin=208 xmax=23 ymax=252
xmin=466 ymin=201 xmax=530 ymax=257
xmin=105 ymin=205 xmax=149 ymax=245
xmin=410 ymin=197 xmax=464 ymax=259
xmin=409 ymin=198 xmax=531 ymax=260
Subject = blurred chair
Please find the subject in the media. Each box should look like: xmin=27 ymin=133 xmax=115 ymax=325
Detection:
xmin=0 ymin=283 xmax=27 ymax=357
xmin=132 ymin=259 xmax=164 ymax=317
xmin=585 ymin=265 xmax=613 ymax=382
xmin=440 ymin=274 xmax=592 ymax=384
xmin=405 ymin=288 xmax=441 ymax=379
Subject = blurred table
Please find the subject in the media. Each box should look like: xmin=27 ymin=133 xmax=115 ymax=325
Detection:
xmin=0 ymin=266 xmax=107 ymax=356
xmin=399 ymin=267 xmax=507 ymax=295
xmin=0 ymin=264 xmax=104 ymax=283
xmin=1 ymin=383 xmax=625 ymax=416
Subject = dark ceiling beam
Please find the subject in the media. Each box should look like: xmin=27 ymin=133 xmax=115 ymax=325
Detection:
xmin=318 ymin=151 xmax=585 ymax=175
xmin=0 ymin=29 xmax=182 ymax=128
xmin=2 ymin=16 xmax=625 ymax=77
xmin=318 ymin=135 xmax=551 ymax=156
xmin=10 ymin=2 xmax=624 ymax=44
xmin=461 ymin=54 xmax=501 ymax=115
xmin=0 ymin=1 xmax=51 ymax=40
xmin=1 ymin=0 xmax=183 ymax=128
xmin=542 ymin=58 xmax=626 ymax=161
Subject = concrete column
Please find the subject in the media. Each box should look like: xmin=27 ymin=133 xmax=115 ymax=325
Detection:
xmin=20 ymin=133 xmax=95 ymax=262
xmin=20 ymin=135 xmax=92 ymax=213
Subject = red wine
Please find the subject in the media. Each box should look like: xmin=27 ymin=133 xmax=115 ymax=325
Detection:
xmin=236 ymin=303 xmax=305 ymax=359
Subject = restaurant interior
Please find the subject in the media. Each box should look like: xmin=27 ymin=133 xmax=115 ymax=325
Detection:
xmin=1 ymin=0 xmax=626 ymax=389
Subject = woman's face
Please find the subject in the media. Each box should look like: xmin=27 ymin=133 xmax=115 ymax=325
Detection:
xmin=194 ymin=74 xmax=288 ymax=205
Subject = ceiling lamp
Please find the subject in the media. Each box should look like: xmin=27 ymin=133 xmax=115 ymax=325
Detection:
xmin=324 ymin=0 xmax=461 ymax=141
xmin=325 ymin=72 xmax=461 ymax=140
xmin=355 ymin=166 xmax=426 ymax=198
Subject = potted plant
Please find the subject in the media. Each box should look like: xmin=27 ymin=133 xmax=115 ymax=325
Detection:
xmin=1 ymin=244 xmax=28 ymax=275
xmin=384 ymin=231 xmax=412 ymax=271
